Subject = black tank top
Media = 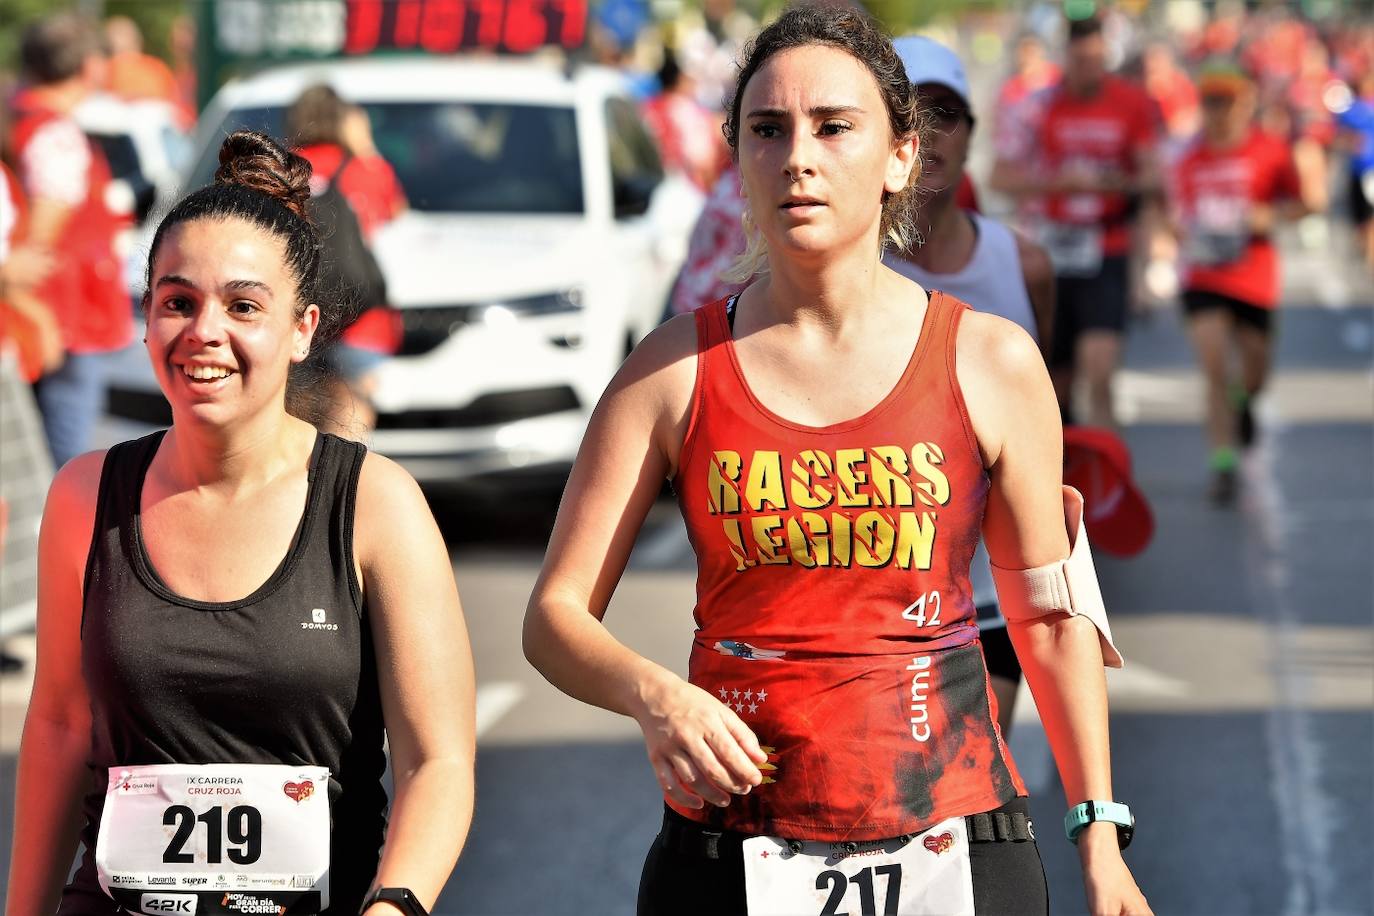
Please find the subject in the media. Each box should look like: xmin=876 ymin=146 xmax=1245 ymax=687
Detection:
xmin=62 ymin=430 xmax=386 ymax=915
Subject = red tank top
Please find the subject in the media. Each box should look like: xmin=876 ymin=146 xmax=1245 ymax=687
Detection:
xmin=672 ymin=292 xmax=1024 ymax=841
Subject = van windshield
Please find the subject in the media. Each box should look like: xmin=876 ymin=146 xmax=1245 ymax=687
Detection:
xmin=187 ymin=101 xmax=584 ymax=214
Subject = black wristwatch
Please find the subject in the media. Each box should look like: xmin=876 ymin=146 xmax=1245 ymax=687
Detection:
xmin=363 ymin=887 xmax=429 ymax=916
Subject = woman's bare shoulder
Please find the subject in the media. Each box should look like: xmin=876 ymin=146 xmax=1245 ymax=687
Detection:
xmin=43 ymin=449 xmax=108 ymax=570
xmin=955 ymin=309 xmax=1058 ymax=465
xmin=956 ymin=308 xmax=1046 ymax=387
xmin=613 ymin=310 xmax=701 ymax=406
xmin=46 ymin=450 xmax=107 ymax=521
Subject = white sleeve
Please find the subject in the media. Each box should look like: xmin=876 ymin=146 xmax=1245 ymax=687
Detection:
xmin=20 ymin=119 xmax=92 ymax=207
xmin=0 ymin=177 xmax=16 ymax=262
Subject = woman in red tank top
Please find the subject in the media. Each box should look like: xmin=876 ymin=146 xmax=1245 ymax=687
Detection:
xmin=526 ymin=7 xmax=1149 ymax=915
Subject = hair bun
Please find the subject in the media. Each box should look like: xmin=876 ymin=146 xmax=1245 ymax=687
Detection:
xmin=214 ymin=130 xmax=313 ymax=220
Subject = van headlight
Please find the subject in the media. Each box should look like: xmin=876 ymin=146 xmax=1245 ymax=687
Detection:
xmin=481 ymin=289 xmax=583 ymax=325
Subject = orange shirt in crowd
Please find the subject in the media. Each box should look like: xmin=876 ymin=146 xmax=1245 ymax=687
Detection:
xmin=108 ymin=51 xmax=179 ymax=105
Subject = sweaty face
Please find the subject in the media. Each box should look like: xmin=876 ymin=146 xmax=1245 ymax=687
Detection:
xmin=914 ymin=84 xmax=971 ymax=201
xmin=145 ymin=217 xmax=319 ymax=428
xmin=737 ymin=44 xmax=917 ymax=263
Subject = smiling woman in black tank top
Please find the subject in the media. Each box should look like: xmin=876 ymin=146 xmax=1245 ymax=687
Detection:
xmin=9 ymin=131 xmax=475 ymax=916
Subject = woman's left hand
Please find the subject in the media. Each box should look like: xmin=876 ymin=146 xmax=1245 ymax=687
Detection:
xmin=1078 ymin=824 xmax=1152 ymax=916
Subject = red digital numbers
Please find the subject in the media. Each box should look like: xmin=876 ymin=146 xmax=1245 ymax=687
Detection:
xmin=420 ymin=0 xmax=466 ymax=52
xmin=475 ymin=0 xmax=504 ymax=47
xmin=503 ymin=0 xmax=545 ymax=53
xmin=345 ymin=0 xmax=383 ymax=53
xmin=552 ymin=0 xmax=585 ymax=47
xmin=340 ymin=0 xmax=584 ymax=54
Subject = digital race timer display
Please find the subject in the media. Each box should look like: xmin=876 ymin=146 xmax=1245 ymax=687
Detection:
xmin=211 ymin=0 xmax=587 ymax=59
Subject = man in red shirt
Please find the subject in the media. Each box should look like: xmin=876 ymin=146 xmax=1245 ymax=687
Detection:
xmin=1171 ymin=62 xmax=1307 ymax=504
xmin=991 ymin=14 xmax=1162 ymax=429
xmin=9 ymin=12 xmax=132 ymax=467
xmin=285 ymin=84 xmax=404 ymax=436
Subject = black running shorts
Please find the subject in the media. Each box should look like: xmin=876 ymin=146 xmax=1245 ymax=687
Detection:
xmin=1182 ymin=288 xmax=1274 ymax=333
xmin=1050 ymin=255 xmax=1131 ymax=368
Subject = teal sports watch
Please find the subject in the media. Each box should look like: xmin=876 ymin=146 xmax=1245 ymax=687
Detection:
xmin=1064 ymin=800 xmax=1134 ymax=848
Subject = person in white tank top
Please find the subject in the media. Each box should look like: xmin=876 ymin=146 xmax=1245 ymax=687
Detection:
xmin=886 ymin=36 xmax=1057 ymax=738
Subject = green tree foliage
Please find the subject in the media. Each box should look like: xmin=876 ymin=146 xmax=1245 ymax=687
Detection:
xmin=1 ymin=0 xmax=186 ymax=77
xmin=861 ymin=0 xmax=1011 ymax=33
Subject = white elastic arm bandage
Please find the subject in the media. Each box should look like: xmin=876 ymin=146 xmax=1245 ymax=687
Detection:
xmin=989 ymin=485 xmax=1124 ymax=668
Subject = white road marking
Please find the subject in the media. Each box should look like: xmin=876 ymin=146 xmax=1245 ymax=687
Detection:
xmin=1247 ymin=434 xmax=1341 ymax=916
xmin=1103 ymin=662 xmax=1190 ymax=699
xmin=475 ymin=681 xmax=525 ymax=739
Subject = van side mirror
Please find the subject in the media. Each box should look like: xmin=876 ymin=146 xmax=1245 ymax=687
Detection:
xmin=613 ymin=175 xmax=657 ymax=218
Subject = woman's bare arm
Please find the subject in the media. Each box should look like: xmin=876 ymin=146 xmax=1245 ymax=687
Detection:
xmin=6 ymin=452 xmax=104 ymax=914
xmin=959 ymin=312 xmax=1150 ymax=915
xmin=355 ymin=453 xmax=477 ymax=911
xmin=524 ymin=315 xmax=765 ymax=809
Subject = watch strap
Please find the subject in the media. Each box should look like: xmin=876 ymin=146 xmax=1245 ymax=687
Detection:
xmin=1064 ymin=800 xmax=1134 ymax=847
xmin=364 ymin=887 xmax=429 ymax=916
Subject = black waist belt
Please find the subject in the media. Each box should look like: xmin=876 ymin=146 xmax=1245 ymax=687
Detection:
xmin=660 ymin=799 xmax=1033 ymax=861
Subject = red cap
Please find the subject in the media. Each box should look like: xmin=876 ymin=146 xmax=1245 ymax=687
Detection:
xmin=1062 ymin=426 xmax=1155 ymax=557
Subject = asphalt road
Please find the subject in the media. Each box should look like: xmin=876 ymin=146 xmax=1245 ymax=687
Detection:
xmin=1 ymin=228 xmax=1371 ymax=915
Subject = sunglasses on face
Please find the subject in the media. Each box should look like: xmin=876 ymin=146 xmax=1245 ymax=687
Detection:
xmin=926 ymin=105 xmax=971 ymax=128
xmin=916 ymin=88 xmax=972 ymax=129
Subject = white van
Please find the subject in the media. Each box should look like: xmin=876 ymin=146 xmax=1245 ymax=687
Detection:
xmin=107 ymin=56 xmax=702 ymax=487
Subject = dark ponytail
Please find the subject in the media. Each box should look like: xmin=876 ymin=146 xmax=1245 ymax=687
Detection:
xmin=145 ymin=130 xmax=354 ymax=424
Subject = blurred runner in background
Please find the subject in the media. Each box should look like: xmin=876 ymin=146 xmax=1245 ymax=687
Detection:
xmin=668 ymin=164 xmax=748 ymax=316
xmin=1170 ymin=61 xmax=1308 ymax=505
xmin=286 ymin=84 xmax=400 ymax=439
xmin=0 ymin=157 xmax=61 ymax=385
xmin=1337 ymin=68 xmax=1374 ymax=267
xmin=169 ymin=14 xmax=198 ymax=126
xmin=1141 ymin=41 xmax=1200 ymax=146
xmin=998 ymin=32 xmax=1060 ymax=112
xmin=0 ymin=153 xmax=57 ymax=677
xmin=641 ymin=50 xmax=729 ymax=192
xmin=991 ymin=13 xmax=1162 ymax=430
xmin=103 ymin=16 xmax=181 ymax=114
xmin=338 ymin=102 xmax=409 ymax=238
xmin=9 ymin=11 xmax=133 ymax=468
xmin=883 ymin=35 xmax=1056 ymax=738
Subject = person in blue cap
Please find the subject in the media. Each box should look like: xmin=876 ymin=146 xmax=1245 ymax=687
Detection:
xmin=884 ymin=34 xmax=1057 ymax=740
